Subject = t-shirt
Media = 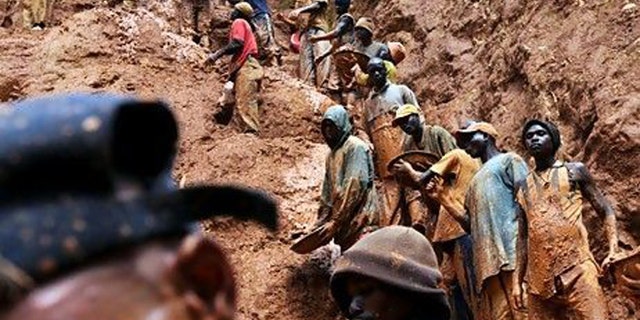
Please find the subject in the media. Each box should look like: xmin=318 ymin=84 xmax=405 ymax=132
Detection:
xmin=428 ymin=149 xmax=480 ymax=243
xmin=465 ymin=152 xmax=528 ymax=292
xmin=230 ymin=19 xmax=259 ymax=70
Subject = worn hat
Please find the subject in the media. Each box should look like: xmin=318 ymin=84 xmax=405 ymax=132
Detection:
xmin=234 ymin=2 xmax=253 ymax=16
xmin=455 ymin=121 xmax=499 ymax=139
xmin=391 ymin=104 xmax=421 ymax=126
xmin=355 ymin=17 xmax=374 ymax=34
xmin=330 ymin=226 xmax=450 ymax=320
xmin=522 ymin=119 xmax=561 ymax=153
xmin=387 ymin=42 xmax=406 ymax=65
xmin=0 ymin=93 xmax=277 ymax=305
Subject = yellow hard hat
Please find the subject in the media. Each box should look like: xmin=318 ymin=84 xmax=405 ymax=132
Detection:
xmin=234 ymin=2 xmax=254 ymax=16
xmin=392 ymin=104 xmax=421 ymax=126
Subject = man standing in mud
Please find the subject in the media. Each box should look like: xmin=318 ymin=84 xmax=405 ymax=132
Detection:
xmin=288 ymin=0 xmax=338 ymax=88
xmin=207 ymin=2 xmax=264 ymax=134
xmin=362 ymin=57 xmax=419 ymax=225
xmin=352 ymin=17 xmax=391 ymax=61
xmin=311 ymin=105 xmax=380 ymax=251
xmin=390 ymin=103 xmax=457 ymax=231
xmin=513 ymin=119 xmax=618 ymax=319
xmin=434 ymin=122 xmax=528 ymax=320
xmin=229 ymin=0 xmax=282 ymax=65
xmin=392 ymin=120 xmax=480 ymax=320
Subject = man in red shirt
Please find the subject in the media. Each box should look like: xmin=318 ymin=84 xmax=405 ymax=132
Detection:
xmin=207 ymin=2 xmax=263 ymax=134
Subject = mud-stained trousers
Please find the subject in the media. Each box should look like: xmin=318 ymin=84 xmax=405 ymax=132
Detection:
xmin=234 ymin=56 xmax=264 ymax=133
xmin=477 ymin=271 xmax=528 ymax=320
xmin=22 ymin=0 xmax=47 ymax=27
xmin=252 ymin=13 xmax=281 ymax=66
xmin=527 ymin=260 xmax=607 ymax=320
xmin=299 ymin=27 xmax=331 ymax=88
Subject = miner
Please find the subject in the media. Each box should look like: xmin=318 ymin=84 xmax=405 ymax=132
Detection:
xmin=229 ymin=0 xmax=282 ymax=65
xmin=206 ymin=2 xmax=264 ymax=134
xmin=330 ymin=226 xmax=450 ymax=320
xmin=392 ymin=120 xmax=481 ymax=319
xmin=307 ymin=105 xmax=381 ymax=252
xmin=513 ymin=119 xmax=618 ymax=319
xmin=288 ymin=0 xmax=337 ymax=87
xmin=362 ymin=57 xmax=420 ymax=225
xmin=0 ymin=93 xmax=278 ymax=318
xmin=22 ymin=0 xmax=48 ymax=30
xmin=434 ymin=122 xmax=528 ymax=320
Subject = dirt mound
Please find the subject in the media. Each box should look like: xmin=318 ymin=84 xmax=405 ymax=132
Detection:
xmin=1 ymin=0 xmax=639 ymax=319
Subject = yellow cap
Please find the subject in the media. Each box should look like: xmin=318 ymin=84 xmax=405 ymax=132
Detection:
xmin=355 ymin=17 xmax=374 ymax=34
xmin=456 ymin=121 xmax=499 ymax=139
xmin=391 ymin=104 xmax=421 ymax=126
xmin=234 ymin=2 xmax=254 ymax=16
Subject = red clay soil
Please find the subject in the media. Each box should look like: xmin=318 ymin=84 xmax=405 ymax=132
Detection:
xmin=1 ymin=0 xmax=639 ymax=319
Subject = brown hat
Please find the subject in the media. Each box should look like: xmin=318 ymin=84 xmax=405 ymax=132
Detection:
xmin=355 ymin=17 xmax=374 ymax=34
xmin=455 ymin=121 xmax=499 ymax=139
xmin=330 ymin=226 xmax=450 ymax=319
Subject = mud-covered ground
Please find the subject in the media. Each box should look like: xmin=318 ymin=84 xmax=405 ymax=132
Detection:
xmin=0 ymin=0 xmax=638 ymax=319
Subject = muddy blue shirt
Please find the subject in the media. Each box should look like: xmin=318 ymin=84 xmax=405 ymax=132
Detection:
xmin=464 ymin=152 xmax=528 ymax=292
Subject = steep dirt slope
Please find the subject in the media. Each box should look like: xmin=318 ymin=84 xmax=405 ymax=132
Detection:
xmin=1 ymin=0 xmax=639 ymax=319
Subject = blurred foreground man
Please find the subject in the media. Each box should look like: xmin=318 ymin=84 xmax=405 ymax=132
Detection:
xmin=437 ymin=122 xmax=528 ymax=320
xmin=0 ymin=93 xmax=278 ymax=319
xmin=514 ymin=119 xmax=617 ymax=319
xmin=207 ymin=2 xmax=264 ymax=134
xmin=330 ymin=226 xmax=450 ymax=320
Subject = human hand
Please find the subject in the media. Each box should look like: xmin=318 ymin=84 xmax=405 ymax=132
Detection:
xmin=287 ymin=10 xmax=300 ymax=21
xmin=512 ymin=281 xmax=525 ymax=310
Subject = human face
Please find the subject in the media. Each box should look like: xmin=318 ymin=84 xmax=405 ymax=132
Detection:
xmin=398 ymin=115 xmax=421 ymax=135
xmin=367 ymin=64 xmax=387 ymax=89
xmin=463 ymin=132 xmax=487 ymax=159
xmin=355 ymin=28 xmax=372 ymax=42
xmin=524 ymin=124 xmax=554 ymax=158
xmin=322 ymin=120 xmax=342 ymax=148
xmin=345 ymin=276 xmax=414 ymax=320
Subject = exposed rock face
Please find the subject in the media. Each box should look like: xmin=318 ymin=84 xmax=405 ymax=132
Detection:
xmin=0 ymin=0 xmax=638 ymax=318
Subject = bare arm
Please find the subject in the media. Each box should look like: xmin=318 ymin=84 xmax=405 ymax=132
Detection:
xmin=569 ymin=162 xmax=619 ymax=266
xmin=513 ymin=200 xmax=528 ymax=309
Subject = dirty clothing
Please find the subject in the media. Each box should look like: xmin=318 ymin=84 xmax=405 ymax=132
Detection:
xmin=517 ymin=161 xmax=597 ymax=298
xmin=22 ymin=0 xmax=47 ymax=27
xmin=400 ymin=124 xmax=456 ymax=230
xmin=252 ymin=13 xmax=280 ymax=64
xmin=429 ymin=149 xmax=480 ymax=243
xmin=477 ymin=271 xmax=527 ymax=320
xmin=320 ymin=106 xmax=380 ymax=250
xmin=229 ymin=18 xmax=259 ymax=73
xmin=299 ymin=27 xmax=332 ymax=87
xmin=516 ymin=161 xmax=608 ymax=319
xmin=234 ymin=56 xmax=263 ymax=133
xmin=355 ymin=40 xmax=392 ymax=61
xmin=401 ymin=124 xmax=457 ymax=160
xmin=527 ymin=260 xmax=607 ymax=320
xmin=465 ymin=152 xmax=528 ymax=292
xmin=295 ymin=0 xmax=335 ymax=33
xmin=364 ymin=82 xmax=419 ymax=224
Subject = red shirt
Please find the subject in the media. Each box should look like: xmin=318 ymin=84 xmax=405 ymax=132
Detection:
xmin=230 ymin=19 xmax=258 ymax=69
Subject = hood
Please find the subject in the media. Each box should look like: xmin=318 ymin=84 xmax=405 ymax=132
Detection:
xmin=322 ymin=105 xmax=352 ymax=150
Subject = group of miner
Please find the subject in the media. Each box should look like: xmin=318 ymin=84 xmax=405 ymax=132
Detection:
xmin=2 ymin=0 xmax=640 ymax=320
